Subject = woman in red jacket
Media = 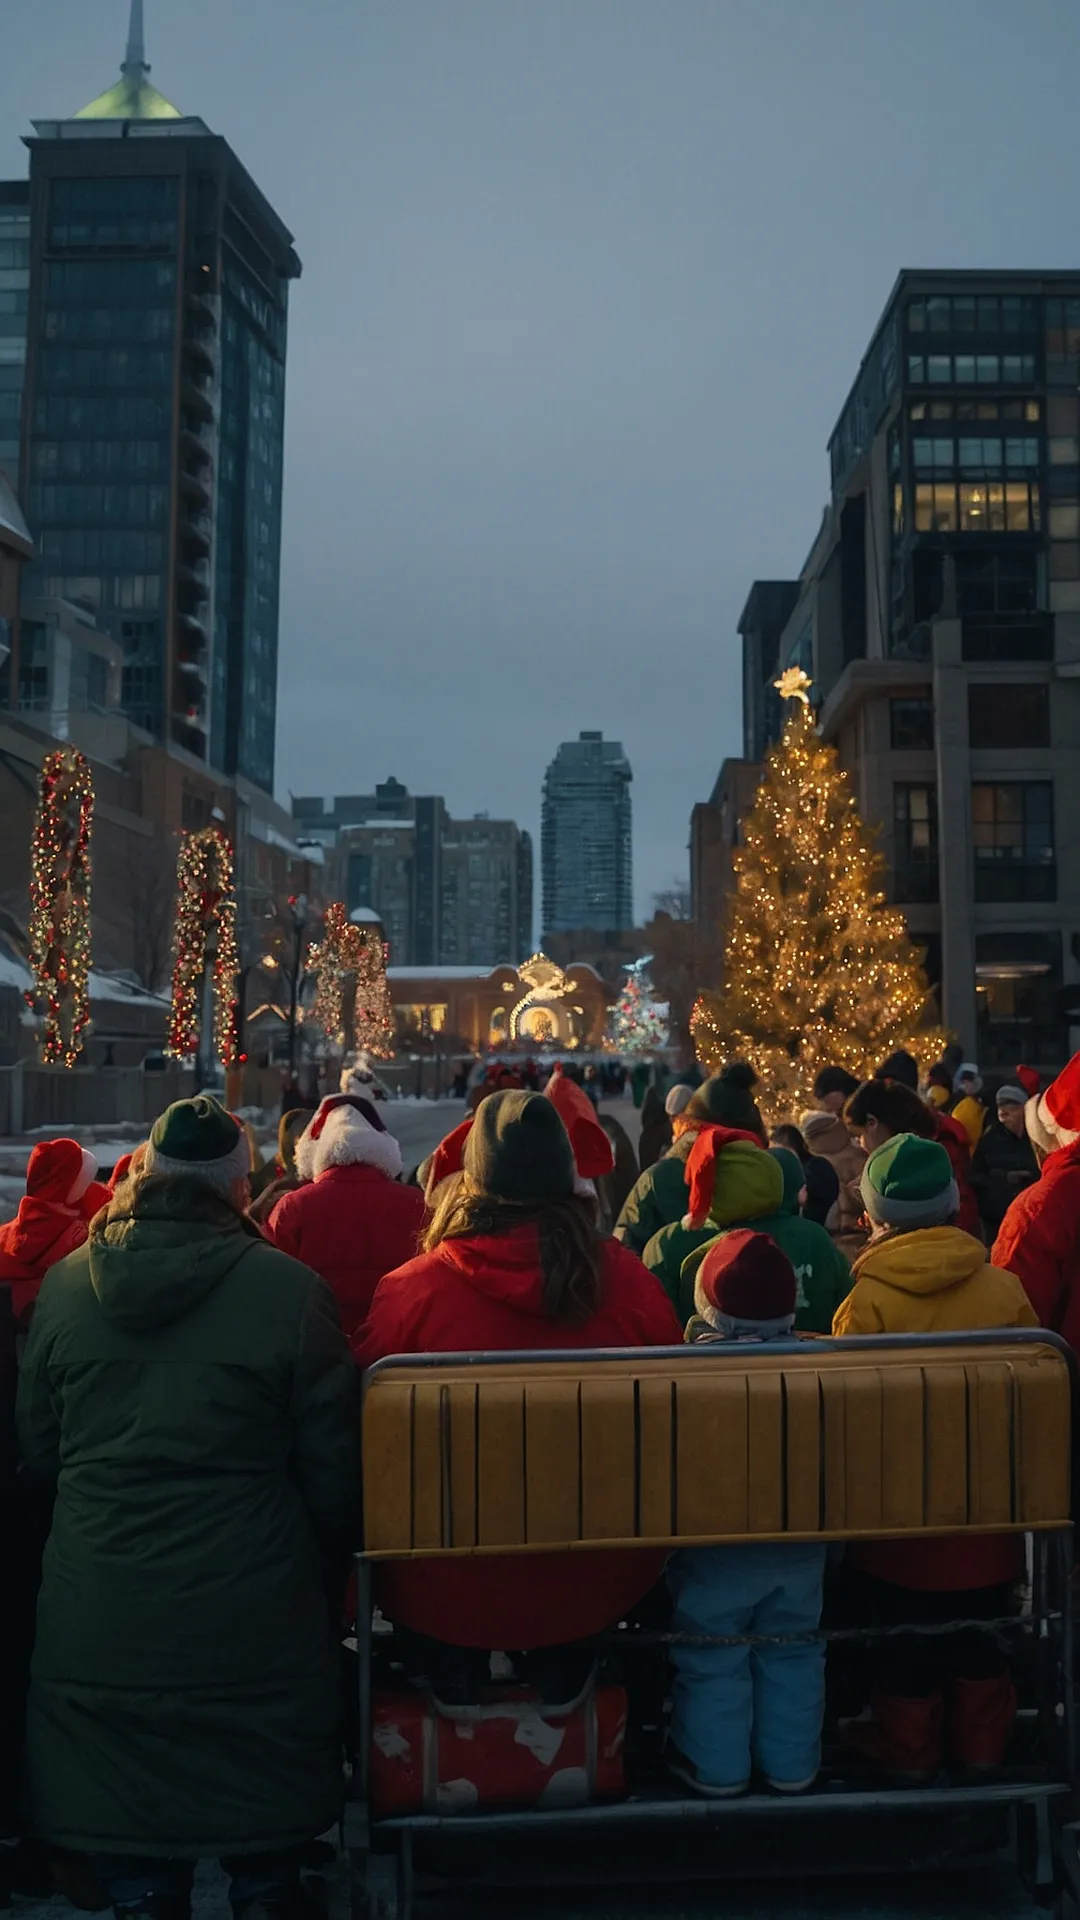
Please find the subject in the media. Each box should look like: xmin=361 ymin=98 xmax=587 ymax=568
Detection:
xmin=359 ymin=1089 xmax=683 ymax=1712
xmin=0 ymin=1138 xmax=108 ymax=1328
xmin=265 ymin=1093 xmax=425 ymax=1350
xmin=993 ymin=1052 xmax=1080 ymax=1351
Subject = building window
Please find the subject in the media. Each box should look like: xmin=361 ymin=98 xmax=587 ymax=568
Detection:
xmin=968 ymin=682 xmax=1050 ymax=750
xmin=976 ymin=932 xmax=1064 ymax=1068
xmin=889 ymin=696 xmax=935 ymax=750
xmin=893 ymin=784 xmax=938 ymax=902
xmin=914 ymin=480 xmax=1039 ymax=534
xmin=972 ymin=782 xmax=1055 ymax=901
xmin=955 ymin=550 xmax=1039 ymax=615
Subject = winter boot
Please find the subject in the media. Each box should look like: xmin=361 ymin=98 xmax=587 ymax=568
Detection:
xmin=947 ymin=1673 xmax=1017 ymax=1777
xmin=841 ymin=1690 xmax=943 ymax=1785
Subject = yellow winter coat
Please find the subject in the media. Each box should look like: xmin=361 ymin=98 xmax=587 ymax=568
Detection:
xmin=832 ymin=1224 xmax=1038 ymax=1338
xmin=951 ymin=1094 xmax=986 ymax=1148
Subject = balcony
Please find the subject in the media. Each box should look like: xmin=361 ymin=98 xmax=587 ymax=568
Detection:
xmin=178 ymin=509 xmax=212 ymax=556
xmin=185 ymin=334 xmax=215 ymax=376
xmin=181 ymin=373 xmax=215 ymax=420
xmin=178 ymin=465 xmax=212 ymax=507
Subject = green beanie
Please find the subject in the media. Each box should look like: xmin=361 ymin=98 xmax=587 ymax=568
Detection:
xmin=706 ymin=1137 xmax=784 ymax=1228
xmin=860 ymin=1132 xmax=959 ymax=1229
xmin=686 ymin=1063 xmax=763 ymax=1135
xmin=145 ymin=1094 xmax=250 ymax=1186
xmin=464 ymin=1090 xmax=575 ymax=1203
xmin=768 ymin=1146 xmax=805 ymax=1216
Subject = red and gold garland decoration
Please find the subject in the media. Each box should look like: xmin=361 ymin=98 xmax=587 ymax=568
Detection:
xmin=166 ymin=825 xmax=240 ymax=1065
xmin=24 ymin=747 xmax=95 ymax=1067
xmin=308 ymin=902 xmax=395 ymax=1058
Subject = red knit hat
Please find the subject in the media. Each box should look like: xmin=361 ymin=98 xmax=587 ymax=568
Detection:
xmin=544 ymin=1067 xmax=615 ymax=1180
xmin=427 ymin=1117 xmax=474 ymax=1190
xmin=25 ymin=1137 xmax=98 ymax=1207
xmin=1015 ymin=1064 xmax=1042 ymax=1101
xmin=696 ymin=1228 xmax=797 ymax=1323
xmin=1041 ymin=1053 xmax=1080 ymax=1136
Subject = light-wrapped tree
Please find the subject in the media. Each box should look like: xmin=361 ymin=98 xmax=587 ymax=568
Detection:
xmin=691 ymin=670 xmax=947 ymax=1120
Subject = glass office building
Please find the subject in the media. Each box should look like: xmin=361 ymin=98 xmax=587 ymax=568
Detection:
xmin=541 ymin=731 xmax=633 ymax=938
xmin=13 ymin=14 xmax=299 ymax=789
xmin=0 ymin=182 xmax=30 ymax=483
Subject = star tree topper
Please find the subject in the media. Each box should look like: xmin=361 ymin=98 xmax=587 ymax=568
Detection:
xmin=774 ymin=666 xmax=813 ymax=705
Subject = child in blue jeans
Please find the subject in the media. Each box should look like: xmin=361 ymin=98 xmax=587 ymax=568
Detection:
xmin=666 ymin=1229 xmax=826 ymax=1797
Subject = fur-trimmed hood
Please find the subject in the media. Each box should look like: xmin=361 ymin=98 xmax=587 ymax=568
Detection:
xmin=295 ymin=1095 xmax=403 ymax=1183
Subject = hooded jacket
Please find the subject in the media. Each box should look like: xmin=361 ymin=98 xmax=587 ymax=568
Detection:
xmin=798 ymin=1113 xmax=867 ymax=1235
xmin=359 ymin=1224 xmax=682 ymax=1648
xmin=832 ymin=1223 xmax=1037 ymax=1592
xmin=265 ymin=1098 xmax=424 ymax=1349
xmin=992 ymin=1139 xmax=1080 ymax=1351
xmin=612 ymin=1130 xmax=698 ymax=1253
xmin=15 ymin=1174 xmax=359 ymax=1857
xmin=646 ymin=1151 xmax=853 ymax=1333
xmin=0 ymin=1141 xmax=108 ymax=1326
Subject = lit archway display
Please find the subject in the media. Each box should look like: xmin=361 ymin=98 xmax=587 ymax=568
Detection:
xmin=509 ymin=953 xmax=582 ymax=1048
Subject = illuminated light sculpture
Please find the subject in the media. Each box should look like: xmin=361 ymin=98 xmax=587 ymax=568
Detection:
xmin=607 ymin=956 xmax=668 ymax=1054
xmin=166 ymin=825 xmax=240 ymax=1065
xmin=307 ymin=902 xmax=394 ymax=1058
xmin=509 ymin=953 xmax=583 ymax=1048
xmin=691 ymin=672 xmax=948 ymax=1120
xmin=25 ymin=747 xmax=95 ymax=1067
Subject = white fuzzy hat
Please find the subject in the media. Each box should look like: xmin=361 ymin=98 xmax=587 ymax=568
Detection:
xmin=295 ymin=1094 xmax=403 ymax=1182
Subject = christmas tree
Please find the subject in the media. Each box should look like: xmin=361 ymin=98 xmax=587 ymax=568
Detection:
xmin=608 ymin=957 xmax=669 ymax=1054
xmin=691 ymin=669 xmax=947 ymax=1120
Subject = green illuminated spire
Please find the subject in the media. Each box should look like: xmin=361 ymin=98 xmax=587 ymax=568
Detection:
xmin=73 ymin=0 xmax=183 ymax=121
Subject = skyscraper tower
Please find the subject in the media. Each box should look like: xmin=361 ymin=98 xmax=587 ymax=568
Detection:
xmin=13 ymin=0 xmax=300 ymax=790
xmin=541 ymin=730 xmax=633 ymax=938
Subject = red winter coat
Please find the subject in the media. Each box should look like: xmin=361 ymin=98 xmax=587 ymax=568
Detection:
xmin=0 ymin=1199 xmax=89 ymax=1326
xmin=265 ymin=1163 xmax=425 ymax=1350
xmin=992 ymin=1140 xmax=1080 ymax=1352
xmin=933 ymin=1110 xmax=981 ymax=1239
xmin=359 ymin=1224 xmax=683 ymax=1649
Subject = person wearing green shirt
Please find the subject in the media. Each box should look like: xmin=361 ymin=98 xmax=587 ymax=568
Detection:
xmin=644 ymin=1146 xmax=852 ymax=1332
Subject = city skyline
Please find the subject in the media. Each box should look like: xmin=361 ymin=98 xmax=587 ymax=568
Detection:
xmin=4 ymin=3 xmax=1080 ymax=913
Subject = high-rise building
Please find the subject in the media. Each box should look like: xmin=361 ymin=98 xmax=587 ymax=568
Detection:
xmin=0 ymin=182 xmax=30 ymax=484
xmin=4 ymin=0 xmax=300 ymax=790
xmin=291 ymin=780 xmax=533 ymax=966
xmin=541 ymin=730 xmax=633 ymax=939
xmin=718 ymin=268 xmax=1080 ymax=1068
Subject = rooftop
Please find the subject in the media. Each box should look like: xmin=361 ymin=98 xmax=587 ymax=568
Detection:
xmin=72 ymin=0 xmax=183 ymax=122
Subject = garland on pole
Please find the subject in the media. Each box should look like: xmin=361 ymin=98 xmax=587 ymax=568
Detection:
xmin=25 ymin=746 xmax=95 ymax=1067
xmin=307 ymin=902 xmax=395 ymax=1058
xmin=166 ymin=825 xmax=240 ymax=1065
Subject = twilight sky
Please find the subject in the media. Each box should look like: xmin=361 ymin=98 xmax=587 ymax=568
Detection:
xmin=2 ymin=0 xmax=1080 ymax=917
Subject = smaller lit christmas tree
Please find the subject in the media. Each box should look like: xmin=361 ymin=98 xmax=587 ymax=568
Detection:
xmin=607 ymin=957 xmax=669 ymax=1054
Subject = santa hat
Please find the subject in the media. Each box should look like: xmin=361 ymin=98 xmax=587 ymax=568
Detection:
xmin=426 ymin=1117 xmax=474 ymax=1192
xmin=694 ymin=1229 xmax=797 ymax=1332
xmin=685 ymin=1124 xmax=781 ymax=1231
xmin=1015 ymin=1064 xmax=1041 ymax=1101
xmin=544 ymin=1067 xmax=615 ymax=1181
xmin=294 ymin=1093 xmax=403 ymax=1182
xmin=1031 ymin=1054 xmax=1080 ymax=1152
xmin=25 ymin=1137 xmax=99 ymax=1208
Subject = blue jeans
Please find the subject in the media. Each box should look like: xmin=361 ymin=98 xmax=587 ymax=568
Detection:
xmin=667 ymin=1542 xmax=827 ymax=1788
xmin=94 ymin=1848 xmax=305 ymax=1914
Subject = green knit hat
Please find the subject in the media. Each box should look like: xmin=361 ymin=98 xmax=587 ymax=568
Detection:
xmin=686 ymin=1063 xmax=763 ymax=1135
xmin=145 ymin=1095 xmax=251 ymax=1184
xmin=860 ymin=1132 xmax=959 ymax=1229
xmin=463 ymin=1090 xmax=575 ymax=1202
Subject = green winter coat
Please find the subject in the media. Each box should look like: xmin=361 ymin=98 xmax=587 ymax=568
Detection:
xmin=613 ymin=1132 xmax=696 ymax=1253
xmin=16 ymin=1176 xmax=360 ymax=1858
xmin=644 ymin=1154 xmax=853 ymax=1332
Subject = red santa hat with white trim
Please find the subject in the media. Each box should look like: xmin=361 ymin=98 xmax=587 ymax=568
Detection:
xmin=1029 ymin=1053 xmax=1080 ymax=1153
xmin=25 ymin=1137 xmax=99 ymax=1208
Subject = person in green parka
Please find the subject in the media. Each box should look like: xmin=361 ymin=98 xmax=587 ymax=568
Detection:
xmin=614 ymin=1063 xmax=766 ymax=1254
xmin=16 ymin=1096 xmax=360 ymax=1920
xmin=644 ymin=1144 xmax=853 ymax=1333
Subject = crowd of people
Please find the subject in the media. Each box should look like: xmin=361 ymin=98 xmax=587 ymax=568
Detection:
xmin=0 ymin=1036 xmax=1077 ymax=1903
